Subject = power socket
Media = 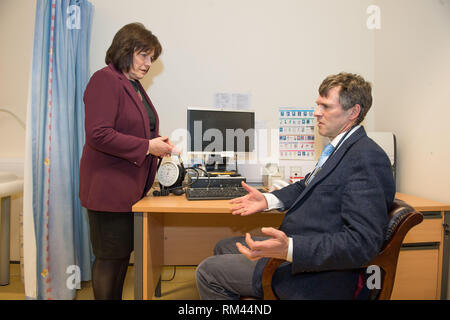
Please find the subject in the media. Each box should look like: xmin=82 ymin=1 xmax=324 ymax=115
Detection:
xmin=290 ymin=166 xmax=302 ymax=178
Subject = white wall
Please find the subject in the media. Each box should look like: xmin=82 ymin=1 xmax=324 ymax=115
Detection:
xmin=0 ymin=0 xmax=36 ymax=262
xmin=0 ymin=0 xmax=35 ymax=158
xmin=89 ymin=0 xmax=376 ymax=152
xmin=374 ymin=0 xmax=450 ymax=204
xmin=1 ymin=0 xmax=378 ymax=162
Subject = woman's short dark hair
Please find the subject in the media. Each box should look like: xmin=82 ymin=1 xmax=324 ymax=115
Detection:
xmin=105 ymin=23 xmax=162 ymax=72
xmin=319 ymin=72 xmax=373 ymax=125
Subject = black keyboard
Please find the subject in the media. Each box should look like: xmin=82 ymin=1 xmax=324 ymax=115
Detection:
xmin=186 ymin=187 xmax=249 ymax=200
xmin=186 ymin=187 xmax=267 ymax=200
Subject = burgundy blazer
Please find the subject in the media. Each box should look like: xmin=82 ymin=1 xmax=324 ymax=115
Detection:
xmin=79 ymin=64 xmax=159 ymax=212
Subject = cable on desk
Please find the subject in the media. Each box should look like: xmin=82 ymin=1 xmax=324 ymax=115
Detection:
xmin=161 ymin=266 xmax=177 ymax=282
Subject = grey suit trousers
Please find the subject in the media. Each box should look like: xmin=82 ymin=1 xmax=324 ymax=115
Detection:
xmin=195 ymin=236 xmax=268 ymax=300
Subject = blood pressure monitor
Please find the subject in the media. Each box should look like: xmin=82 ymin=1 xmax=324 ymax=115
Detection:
xmin=157 ymin=161 xmax=182 ymax=187
xmin=154 ymin=155 xmax=212 ymax=196
xmin=155 ymin=155 xmax=186 ymax=196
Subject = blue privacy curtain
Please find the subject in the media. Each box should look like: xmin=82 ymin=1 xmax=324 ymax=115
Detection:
xmin=25 ymin=0 xmax=94 ymax=299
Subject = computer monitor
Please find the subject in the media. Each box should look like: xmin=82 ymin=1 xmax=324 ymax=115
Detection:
xmin=187 ymin=108 xmax=255 ymax=154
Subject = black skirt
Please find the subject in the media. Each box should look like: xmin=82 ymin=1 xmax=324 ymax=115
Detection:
xmin=87 ymin=209 xmax=134 ymax=259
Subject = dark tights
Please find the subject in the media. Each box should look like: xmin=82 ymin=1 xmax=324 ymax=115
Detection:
xmin=91 ymin=256 xmax=130 ymax=300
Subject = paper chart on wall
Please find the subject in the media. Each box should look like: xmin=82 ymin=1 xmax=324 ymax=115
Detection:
xmin=279 ymin=107 xmax=315 ymax=160
xmin=214 ymin=92 xmax=251 ymax=110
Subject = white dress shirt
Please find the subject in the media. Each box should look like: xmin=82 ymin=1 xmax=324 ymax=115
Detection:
xmin=262 ymin=125 xmax=360 ymax=262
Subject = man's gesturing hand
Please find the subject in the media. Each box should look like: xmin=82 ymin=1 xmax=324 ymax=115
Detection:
xmin=229 ymin=182 xmax=268 ymax=216
xmin=235 ymin=228 xmax=289 ymax=261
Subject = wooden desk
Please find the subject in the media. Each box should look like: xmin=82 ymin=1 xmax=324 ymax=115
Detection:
xmin=132 ymin=195 xmax=283 ymax=300
xmin=132 ymin=193 xmax=450 ymax=300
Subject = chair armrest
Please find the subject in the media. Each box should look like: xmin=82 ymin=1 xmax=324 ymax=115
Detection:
xmin=363 ymin=209 xmax=423 ymax=300
xmin=261 ymin=258 xmax=285 ymax=300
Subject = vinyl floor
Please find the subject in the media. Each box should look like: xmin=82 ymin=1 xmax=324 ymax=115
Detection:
xmin=0 ymin=263 xmax=200 ymax=300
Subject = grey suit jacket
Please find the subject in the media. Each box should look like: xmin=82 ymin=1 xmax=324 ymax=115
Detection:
xmin=252 ymin=126 xmax=395 ymax=299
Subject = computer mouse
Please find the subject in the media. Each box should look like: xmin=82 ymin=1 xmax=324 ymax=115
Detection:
xmin=171 ymin=188 xmax=185 ymax=196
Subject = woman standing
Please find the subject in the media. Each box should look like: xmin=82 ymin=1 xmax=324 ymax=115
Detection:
xmin=79 ymin=23 xmax=175 ymax=299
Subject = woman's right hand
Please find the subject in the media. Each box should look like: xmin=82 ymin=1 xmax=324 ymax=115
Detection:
xmin=148 ymin=136 xmax=175 ymax=157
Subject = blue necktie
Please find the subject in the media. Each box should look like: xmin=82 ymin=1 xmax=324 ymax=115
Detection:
xmin=317 ymin=143 xmax=335 ymax=167
xmin=306 ymin=143 xmax=335 ymax=185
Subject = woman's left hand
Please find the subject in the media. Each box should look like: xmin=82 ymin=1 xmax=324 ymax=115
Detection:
xmin=148 ymin=136 xmax=176 ymax=157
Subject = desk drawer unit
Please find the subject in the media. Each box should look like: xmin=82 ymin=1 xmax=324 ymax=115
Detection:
xmin=392 ymin=211 xmax=444 ymax=300
xmin=391 ymin=244 xmax=440 ymax=300
xmin=403 ymin=212 xmax=443 ymax=244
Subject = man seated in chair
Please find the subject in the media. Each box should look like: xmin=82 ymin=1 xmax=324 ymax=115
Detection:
xmin=195 ymin=72 xmax=396 ymax=300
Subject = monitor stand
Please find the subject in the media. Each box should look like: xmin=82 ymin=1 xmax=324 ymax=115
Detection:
xmin=205 ymin=154 xmax=226 ymax=172
xmin=204 ymin=154 xmax=240 ymax=176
